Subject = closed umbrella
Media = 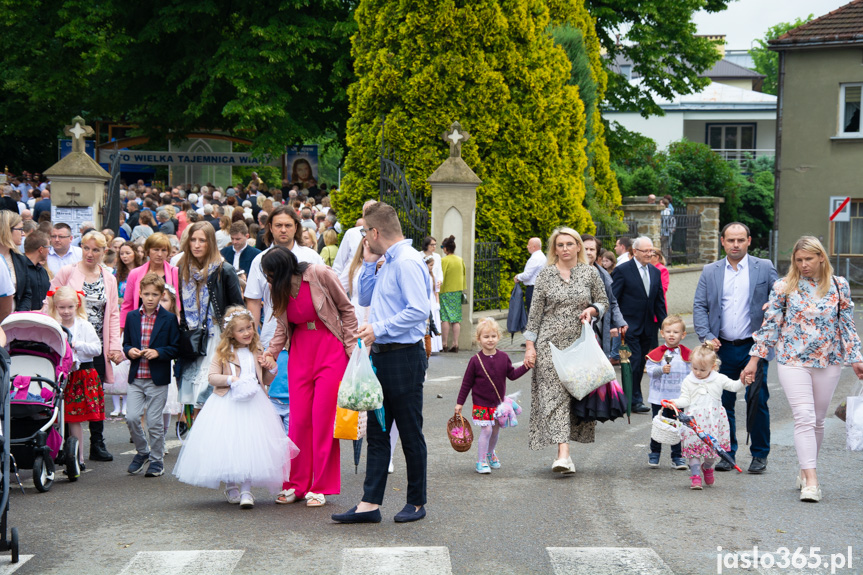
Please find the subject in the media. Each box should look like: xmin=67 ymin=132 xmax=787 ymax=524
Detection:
xmin=507 ymin=284 xmax=528 ymax=342
xmin=352 ymin=439 xmax=363 ymax=474
xmin=745 ymin=358 xmax=766 ymax=446
xmin=618 ymin=343 xmax=633 ymax=423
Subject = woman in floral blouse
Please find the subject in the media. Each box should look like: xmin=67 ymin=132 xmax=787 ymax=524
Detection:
xmin=744 ymin=236 xmax=863 ymax=503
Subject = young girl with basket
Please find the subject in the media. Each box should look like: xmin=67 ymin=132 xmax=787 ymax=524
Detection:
xmin=173 ymin=306 xmax=298 ymax=509
xmin=669 ymin=343 xmax=746 ymax=490
xmin=47 ymin=287 xmax=103 ymax=470
xmin=455 ymin=318 xmax=529 ymax=474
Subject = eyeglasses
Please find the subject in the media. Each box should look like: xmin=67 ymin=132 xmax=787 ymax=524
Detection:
xmin=360 ymin=227 xmax=375 ymax=238
xmin=50 ymin=234 xmax=71 ymax=240
xmin=633 ymin=248 xmax=653 ymax=254
xmin=11 ymin=227 xmax=23 ymax=232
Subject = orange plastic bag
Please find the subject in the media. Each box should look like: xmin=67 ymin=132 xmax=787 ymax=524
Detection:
xmin=334 ymin=406 xmax=359 ymax=440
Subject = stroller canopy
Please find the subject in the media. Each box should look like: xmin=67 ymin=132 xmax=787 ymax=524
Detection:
xmin=2 ymin=313 xmax=73 ymax=376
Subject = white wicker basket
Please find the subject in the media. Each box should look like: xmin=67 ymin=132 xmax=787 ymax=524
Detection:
xmin=651 ymin=403 xmax=682 ymax=446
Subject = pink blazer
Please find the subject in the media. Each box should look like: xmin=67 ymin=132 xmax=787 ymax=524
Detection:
xmin=45 ymin=264 xmax=122 ymax=383
xmin=119 ymin=261 xmax=180 ymax=328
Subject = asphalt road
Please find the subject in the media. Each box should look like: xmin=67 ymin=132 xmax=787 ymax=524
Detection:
xmin=2 ymin=331 xmax=862 ymax=575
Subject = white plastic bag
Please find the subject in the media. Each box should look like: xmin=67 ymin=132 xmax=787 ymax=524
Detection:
xmin=846 ymin=396 xmax=863 ymax=451
xmin=104 ymin=360 xmax=130 ymax=395
xmin=337 ymin=342 xmax=384 ymax=411
xmin=550 ymin=322 xmax=616 ymax=400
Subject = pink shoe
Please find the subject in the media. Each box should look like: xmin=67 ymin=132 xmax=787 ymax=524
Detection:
xmin=703 ymin=468 xmax=715 ymax=486
xmin=690 ymin=475 xmax=703 ymax=490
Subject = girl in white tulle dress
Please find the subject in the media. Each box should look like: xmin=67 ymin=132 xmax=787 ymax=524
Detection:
xmin=172 ymin=306 xmax=299 ymax=509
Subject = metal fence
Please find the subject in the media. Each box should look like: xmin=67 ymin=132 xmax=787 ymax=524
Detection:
xmin=662 ymin=212 xmax=701 ymax=265
xmin=594 ymin=218 xmax=638 ymax=252
xmin=473 ymin=241 xmax=502 ymax=312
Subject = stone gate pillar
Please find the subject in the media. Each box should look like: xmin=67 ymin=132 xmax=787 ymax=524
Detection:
xmin=622 ymin=203 xmax=663 ymax=247
xmin=428 ymin=122 xmax=482 ymax=352
xmin=684 ymin=196 xmax=725 ymax=264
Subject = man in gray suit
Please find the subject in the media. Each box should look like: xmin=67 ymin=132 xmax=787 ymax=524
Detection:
xmin=693 ymin=222 xmax=778 ymax=473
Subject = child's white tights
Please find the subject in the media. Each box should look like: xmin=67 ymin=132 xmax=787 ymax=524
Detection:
xmin=111 ymin=394 xmax=127 ymax=414
xmin=477 ymin=425 xmax=501 ymax=464
xmin=688 ymin=456 xmax=716 ymax=476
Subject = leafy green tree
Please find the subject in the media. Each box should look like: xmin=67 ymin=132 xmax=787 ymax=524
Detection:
xmin=750 ymin=15 xmax=814 ymax=95
xmin=340 ymin=0 xmax=604 ymax=290
xmin=586 ymin=0 xmax=729 ymax=116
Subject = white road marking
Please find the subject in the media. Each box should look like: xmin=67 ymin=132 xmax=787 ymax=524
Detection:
xmin=121 ymin=439 xmax=183 ymax=456
xmin=0 ymin=555 xmax=34 ymax=574
xmin=547 ymin=547 xmax=674 ymax=575
xmin=117 ymin=550 xmax=243 ymax=575
xmin=426 ymin=376 xmax=461 ymax=382
xmin=341 ymin=547 xmax=452 ymax=575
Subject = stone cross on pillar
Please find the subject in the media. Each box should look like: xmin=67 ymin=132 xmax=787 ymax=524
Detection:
xmin=64 ymin=116 xmax=95 ymax=154
xmin=442 ymin=122 xmax=470 ymax=158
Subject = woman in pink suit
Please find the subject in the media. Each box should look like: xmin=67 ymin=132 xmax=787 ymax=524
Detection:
xmin=260 ymin=247 xmax=358 ymax=508
xmin=46 ymin=231 xmax=123 ymax=462
xmin=119 ymin=233 xmax=180 ymax=328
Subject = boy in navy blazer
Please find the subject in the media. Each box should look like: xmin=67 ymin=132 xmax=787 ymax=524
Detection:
xmin=122 ymin=272 xmax=180 ymax=478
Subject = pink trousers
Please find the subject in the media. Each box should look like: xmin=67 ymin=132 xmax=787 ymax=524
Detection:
xmin=777 ymin=364 xmax=842 ymax=470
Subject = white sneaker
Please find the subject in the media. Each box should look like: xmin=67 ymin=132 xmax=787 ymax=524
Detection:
xmin=552 ymin=457 xmax=576 ymax=474
xmin=800 ymin=485 xmax=821 ymax=502
xmin=240 ymin=491 xmax=255 ymax=509
xmin=388 ymin=461 xmax=394 ymax=474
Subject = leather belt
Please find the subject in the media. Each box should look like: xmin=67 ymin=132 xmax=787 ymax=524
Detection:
xmin=371 ymin=341 xmax=422 ymax=354
xmin=719 ymin=337 xmax=754 ymax=347
xmin=79 ymin=361 xmax=95 ymax=369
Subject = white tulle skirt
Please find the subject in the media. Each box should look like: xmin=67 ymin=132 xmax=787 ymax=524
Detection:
xmin=172 ymin=385 xmax=299 ymax=492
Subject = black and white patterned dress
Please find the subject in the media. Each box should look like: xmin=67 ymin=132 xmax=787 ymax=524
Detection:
xmin=83 ymin=276 xmax=107 ymax=340
xmin=524 ymin=263 xmax=608 ymax=450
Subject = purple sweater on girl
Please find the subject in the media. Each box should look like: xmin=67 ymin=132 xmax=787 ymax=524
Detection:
xmin=457 ymin=351 xmax=530 ymax=408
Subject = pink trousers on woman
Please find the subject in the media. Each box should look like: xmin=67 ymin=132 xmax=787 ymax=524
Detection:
xmin=777 ymin=364 xmax=842 ymax=470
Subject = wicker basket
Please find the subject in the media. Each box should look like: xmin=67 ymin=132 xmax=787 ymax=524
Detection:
xmin=651 ymin=403 xmax=683 ymax=446
xmin=447 ymin=413 xmax=473 ymax=452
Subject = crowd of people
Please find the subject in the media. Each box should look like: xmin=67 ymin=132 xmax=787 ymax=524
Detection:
xmin=0 ymin=169 xmax=860 ymax=511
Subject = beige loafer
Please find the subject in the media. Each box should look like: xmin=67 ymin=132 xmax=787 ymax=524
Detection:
xmin=552 ymin=457 xmax=575 ymax=474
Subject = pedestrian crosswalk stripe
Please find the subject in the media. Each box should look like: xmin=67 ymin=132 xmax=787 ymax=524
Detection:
xmin=547 ymin=547 xmax=674 ymax=575
xmin=121 ymin=439 xmax=183 ymax=456
xmin=0 ymin=555 xmax=34 ymax=575
xmin=117 ymin=550 xmax=243 ymax=575
xmin=341 ymin=547 xmax=452 ymax=575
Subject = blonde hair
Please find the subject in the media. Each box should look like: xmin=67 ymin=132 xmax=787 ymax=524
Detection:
xmin=691 ymin=341 xmax=719 ymax=371
xmin=81 ymin=230 xmax=108 ymax=249
xmin=0 ymin=211 xmax=22 ymax=253
xmin=474 ymin=317 xmax=502 ymax=341
xmin=546 ymin=227 xmax=588 ymax=266
xmin=784 ymin=236 xmax=833 ymax=299
xmin=346 ymin=239 xmax=366 ymax=298
xmin=661 ymin=314 xmax=686 ymax=331
xmin=215 ymin=305 xmax=260 ymax=365
xmin=47 ymin=286 xmax=88 ymax=322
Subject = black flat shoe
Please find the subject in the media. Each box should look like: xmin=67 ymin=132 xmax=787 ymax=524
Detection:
xmin=631 ymin=403 xmax=650 ymax=414
xmin=331 ymin=506 xmax=382 ymax=524
xmin=394 ymin=504 xmax=426 ymax=523
xmin=748 ymin=457 xmax=767 ymax=474
xmin=715 ymin=459 xmax=734 ymax=472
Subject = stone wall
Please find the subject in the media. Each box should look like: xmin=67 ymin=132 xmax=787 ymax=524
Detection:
xmin=684 ymin=196 xmax=724 ymax=264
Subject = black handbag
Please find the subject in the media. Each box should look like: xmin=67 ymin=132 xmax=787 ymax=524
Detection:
xmin=178 ymin=288 xmax=211 ymax=360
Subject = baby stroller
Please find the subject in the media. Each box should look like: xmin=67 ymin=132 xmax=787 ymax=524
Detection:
xmin=0 ymin=344 xmax=20 ymax=562
xmin=2 ymin=312 xmax=78 ymax=492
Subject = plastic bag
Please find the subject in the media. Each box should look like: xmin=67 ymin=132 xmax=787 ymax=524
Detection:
xmin=846 ymin=396 xmax=863 ymax=451
xmin=104 ymin=360 xmax=130 ymax=395
xmin=549 ymin=321 xmax=616 ymax=400
xmin=835 ymin=381 xmax=863 ymax=422
xmin=337 ymin=341 xmax=384 ymax=411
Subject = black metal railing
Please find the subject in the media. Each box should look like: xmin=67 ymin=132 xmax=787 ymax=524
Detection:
xmin=662 ymin=212 xmax=701 ymax=265
xmin=473 ymin=241 xmax=502 ymax=312
xmin=594 ymin=218 xmax=638 ymax=252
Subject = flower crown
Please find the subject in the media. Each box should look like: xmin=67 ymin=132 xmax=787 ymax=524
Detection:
xmin=224 ymin=309 xmax=253 ymax=323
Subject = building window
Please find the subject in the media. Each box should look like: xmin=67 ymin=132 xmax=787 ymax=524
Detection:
xmin=839 ymin=83 xmax=862 ymax=136
xmin=706 ymin=123 xmax=756 ymax=162
xmin=832 ymin=200 xmax=863 ymax=255
xmin=619 ymin=65 xmax=632 ymax=80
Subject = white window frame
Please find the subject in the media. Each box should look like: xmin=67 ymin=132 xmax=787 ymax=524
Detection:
xmin=838 ymin=83 xmax=863 ymax=138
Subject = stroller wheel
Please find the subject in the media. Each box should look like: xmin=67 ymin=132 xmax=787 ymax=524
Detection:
xmin=10 ymin=528 xmax=18 ymax=563
xmin=176 ymin=420 xmax=189 ymax=442
xmin=33 ymin=455 xmax=54 ymax=493
xmin=65 ymin=438 xmax=80 ymax=482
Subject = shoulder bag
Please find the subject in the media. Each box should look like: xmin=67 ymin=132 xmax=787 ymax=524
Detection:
xmin=178 ymin=285 xmax=211 ymax=360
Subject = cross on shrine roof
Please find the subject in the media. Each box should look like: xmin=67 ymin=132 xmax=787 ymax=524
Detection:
xmin=63 ymin=116 xmax=95 ymax=154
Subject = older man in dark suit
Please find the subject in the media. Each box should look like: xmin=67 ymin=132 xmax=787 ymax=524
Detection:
xmin=693 ymin=222 xmax=778 ymax=473
xmin=612 ymin=236 xmax=667 ymax=413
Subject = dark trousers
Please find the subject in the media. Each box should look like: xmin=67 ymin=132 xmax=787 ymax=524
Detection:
xmin=650 ymin=403 xmax=682 ymax=458
xmin=363 ymin=343 xmax=428 ymax=506
xmin=524 ymin=285 xmax=535 ymax=314
xmin=625 ymin=327 xmax=658 ymax=406
xmin=718 ymin=342 xmax=770 ymax=460
xmin=90 ymin=353 xmax=106 ymax=444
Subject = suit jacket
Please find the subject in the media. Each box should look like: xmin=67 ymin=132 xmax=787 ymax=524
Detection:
xmin=122 ymin=306 xmax=180 ymax=386
xmin=10 ymin=252 xmax=32 ymax=312
xmin=692 ymin=255 xmax=779 ymax=343
xmin=593 ymin=263 xmax=626 ymax=353
xmin=208 ymin=347 xmax=275 ymax=397
xmin=0 ymin=197 xmax=18 ymax=213
xmin=220 ymin=244 xmax=261 ymax=277
xmin=611 ymin=258 xmax=667 ymax=336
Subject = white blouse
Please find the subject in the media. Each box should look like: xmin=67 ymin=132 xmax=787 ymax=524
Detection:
xmin=67 ymin=318 xmax=102 ymax=365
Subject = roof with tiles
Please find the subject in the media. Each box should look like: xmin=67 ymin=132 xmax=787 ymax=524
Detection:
xmin=770 ymin=0 xmax=863 ymax=49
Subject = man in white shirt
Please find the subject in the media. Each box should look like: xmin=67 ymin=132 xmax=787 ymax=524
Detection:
xmin=332 ymin=199 xmax=377 ymax=276
xmin=513 ymin=237 xmax=545 ymax=312
xmin=46 ymin=223 xmax=83 ymax=275
xmin=615 ymin=236 xmax=632 ymax=265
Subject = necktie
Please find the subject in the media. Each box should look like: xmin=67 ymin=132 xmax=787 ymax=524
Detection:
xmin=640 ymin=265 xmax=650 ymax=294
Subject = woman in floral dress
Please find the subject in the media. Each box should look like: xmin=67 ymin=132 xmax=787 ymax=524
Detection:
xmin=744 ymin=236 xmax=863 ymax=503
xmin=523 ymin=227 xmax=608 ymax=474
